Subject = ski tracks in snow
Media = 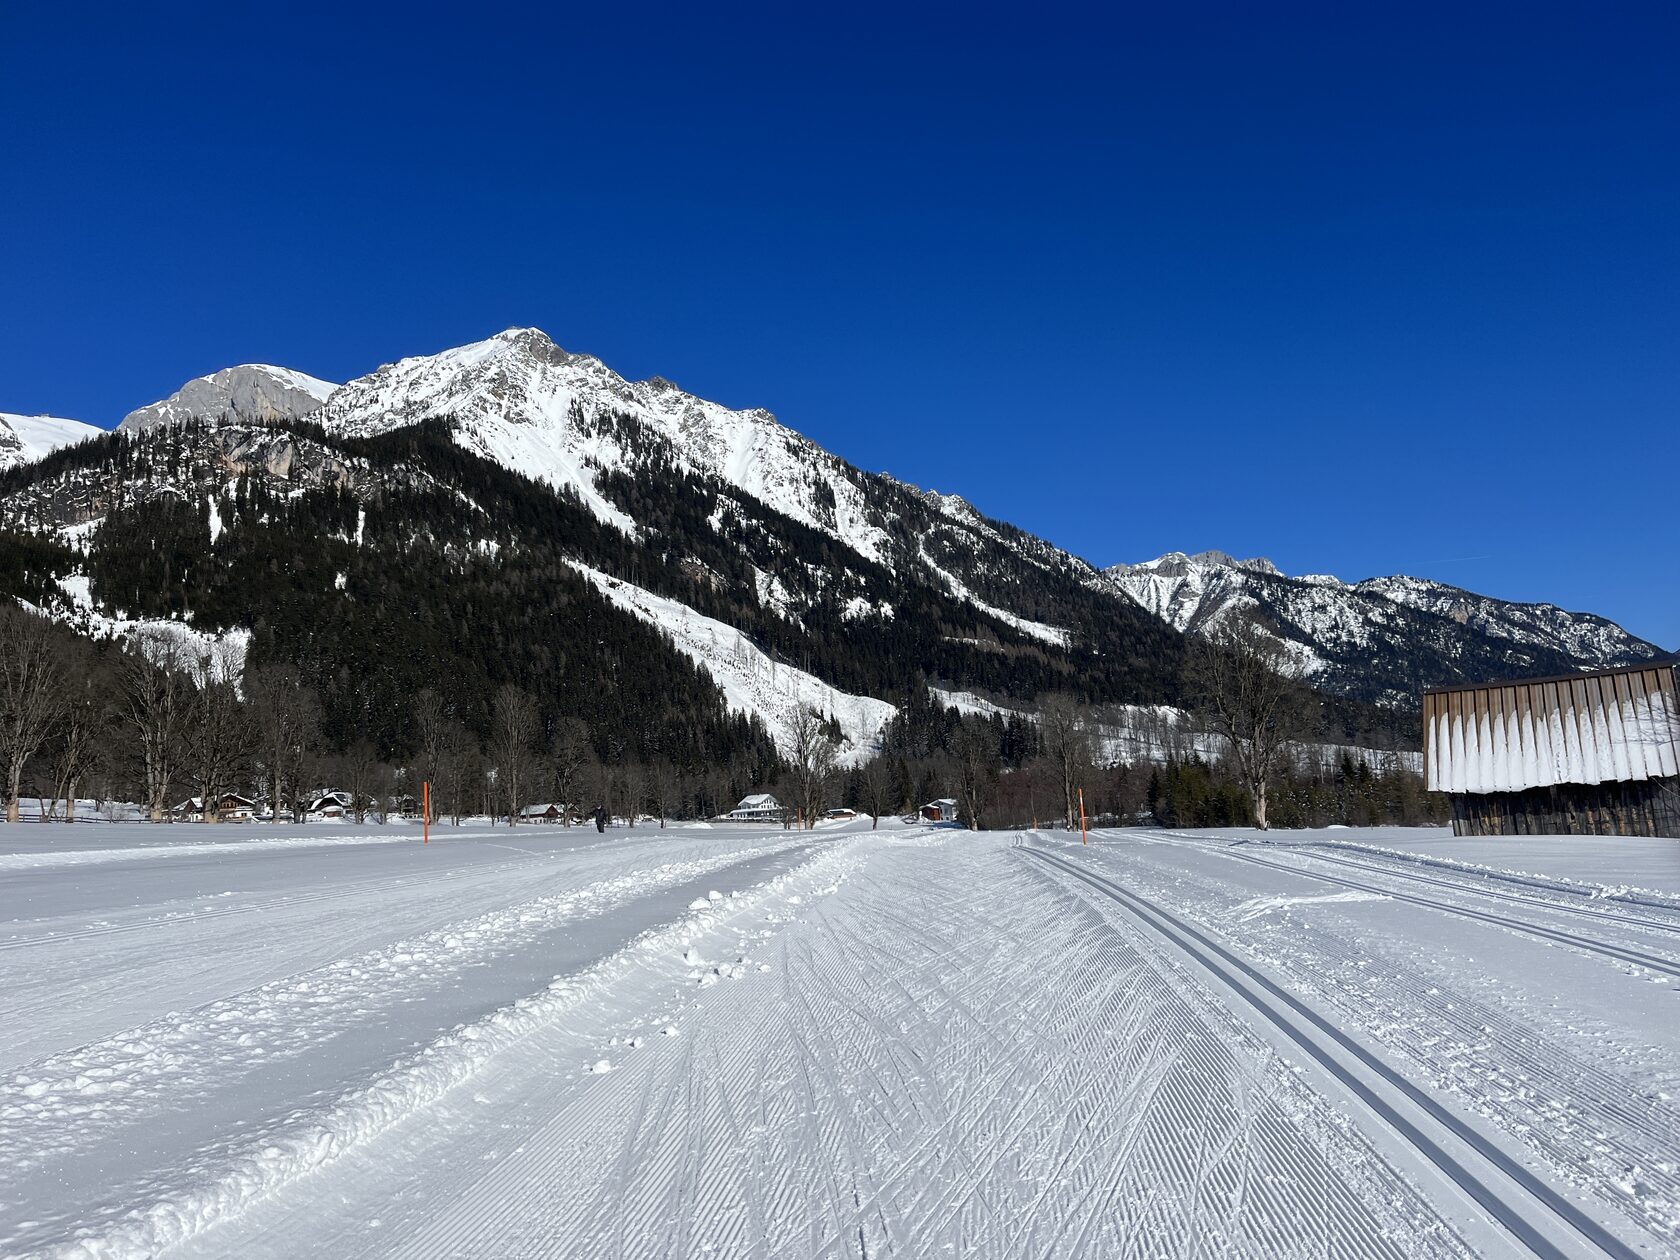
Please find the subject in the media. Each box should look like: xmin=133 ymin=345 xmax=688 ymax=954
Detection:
xmin=1063 ymin=830 xmax=1680 ymax=1254
xmin=216 ymin=835 xmax=1487 ymax=1259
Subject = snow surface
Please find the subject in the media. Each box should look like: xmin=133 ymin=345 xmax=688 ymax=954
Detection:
xmin=0 ymin=412 xmax=103 ymax=472
xmin=4 ymin=821 xmax=1677 ymax=1257
xmin=568 ymin=561 xmax=894 ymax=762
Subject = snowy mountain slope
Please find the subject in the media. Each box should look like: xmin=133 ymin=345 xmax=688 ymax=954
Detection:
xmin=0 ymin=412 xmax=103 ymax=472
xmin=319 ymin=328 xmax=893 ymax=556
xmin=1102 ymin=550 xmax=1667 ymax=705
xmin=119 ymin=365 xmax=338 ymax=432
xmin=568 ymin=561 xmax=895 ymax=763
xmin=1357 ymin=574 xmax=1659 ymax=668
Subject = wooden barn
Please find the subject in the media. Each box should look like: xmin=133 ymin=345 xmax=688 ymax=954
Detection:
xmin=1424 ymin=663 xmax=1680 ymax=838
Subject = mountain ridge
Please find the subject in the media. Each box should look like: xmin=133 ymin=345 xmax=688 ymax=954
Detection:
xmin=2 ymin=327 xmax=1665 ymax=739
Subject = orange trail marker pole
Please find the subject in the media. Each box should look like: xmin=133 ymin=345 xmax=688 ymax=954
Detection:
xmin=423 ymin=781 xmax=430 ymax=845
xmin=1079 ymin=787 xmax=1088 ymax=846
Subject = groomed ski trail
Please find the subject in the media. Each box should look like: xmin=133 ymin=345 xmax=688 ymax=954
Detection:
xmin=1022 ymin=841 xmax=1650 ymax=1260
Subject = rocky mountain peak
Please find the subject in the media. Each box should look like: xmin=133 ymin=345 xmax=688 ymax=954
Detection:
xmin=118 ymin=365 xmax=338 ymax=433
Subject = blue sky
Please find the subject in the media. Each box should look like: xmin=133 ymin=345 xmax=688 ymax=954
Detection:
xmin=3 ymin=3 xmax=1675 ymax=646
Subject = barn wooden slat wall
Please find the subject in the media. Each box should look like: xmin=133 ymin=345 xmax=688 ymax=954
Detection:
xmin=1424 ymin=664 xmax=1680 ymax=839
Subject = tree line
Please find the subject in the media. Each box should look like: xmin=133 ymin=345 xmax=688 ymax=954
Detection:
xmin=0 ymin=603 xmax=782 ymax=826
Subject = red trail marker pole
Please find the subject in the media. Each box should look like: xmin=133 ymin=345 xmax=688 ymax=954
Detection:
xmin=423 ymin=781 xmax=430 ymax=845
xmin=1078 ymin=787 xmax=1087 ymax=846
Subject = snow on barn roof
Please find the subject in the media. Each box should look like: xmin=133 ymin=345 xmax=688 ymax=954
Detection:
xmin=736 ymin=793 xmax=780 ymax=809
xmin=1424 ymin=663 xmax=1679 ymax=794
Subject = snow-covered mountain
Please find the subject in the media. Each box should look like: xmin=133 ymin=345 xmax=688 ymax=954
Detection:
xmin=1101 ymin=550 xmax=1666 ymax=705
xmin=0 ymin=412 xmax=104 ymax=472
xmin=318 ymin=329 xmax=893 ymax=559
xmin=119 ymin=365 xmax=338 ymax=432
xmin=3 ymin=327 xmax=1666 ymax=744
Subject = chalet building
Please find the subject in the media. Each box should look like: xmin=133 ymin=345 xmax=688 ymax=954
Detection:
xmin=1424 ymin=663 xmax=1679 ymax=838
xmin=920 ymin=798 xmax=959 ymax=823
xmin=306 ymin=790 xmax=354 ymax=820
xmin=172 ymin=793 xmax=257 ymax=822
xmin=728 ymin=793 xmax=786 ymax=822
xmin=519 ymin=802 xmax=566 ymax=823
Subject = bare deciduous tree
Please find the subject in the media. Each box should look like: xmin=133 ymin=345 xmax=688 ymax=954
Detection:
xmin=647 ymin=761 xmax=676 ymax=828
xmin=788 ymin=706 xmax=840 ymax=830
xmin=619 ymin=761 xmax=646 ymax=828
xmin=1185 ymin=615 xmax=1314 ymax=830
xmin=549 ymin=718 xmax=591 ymax=826
xmin=50 ymin=667 xmax=104 ymax=824
xmin=860 ymin=757 xmax=893 ymax=829
xmin=339 ymin=738 xmax=383 ymax=823
xmin=113 ymin=631 xmax=191 ymax=823
xmin=246 ymin=663 xmax=323 ymax=823
xmin=954 ymin=723 xmax=1000 ymax=831
xmin=0 ymin=607 xmax=65 ymax=822
xmin=1037 ymin=693 xmax=1092 ymax=830
xmin=489 ymin=685 xmax=540 ymax=825
xmin=186 ymin=643 xmax=256 ymax=822
xmin=411 ymin=688 xmax=446 ymax=818
xmin=438 ymin=720 xmax=478 ymax=825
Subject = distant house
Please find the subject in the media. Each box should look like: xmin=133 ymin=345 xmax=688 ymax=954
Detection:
xmin=305 ymin=790 xmax=354 ymax=820
xmin=1424 ymin=663 xmax=1679 ymax=837
xmin=823 ymin=807 xmax=858 ymax=821
xmin=728 ymin=793 xmax=786 ymax=822
xmin=172 ymin=793 xmax=257 ymax=822
xmin=920 ymin=798 xmax=959 ymax=823
xmin=520 ymin=802 xmax=566 ymax=824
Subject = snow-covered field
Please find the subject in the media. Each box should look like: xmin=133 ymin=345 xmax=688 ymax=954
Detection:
xmin=3 ymin=821 xmax=1676 ymax=1258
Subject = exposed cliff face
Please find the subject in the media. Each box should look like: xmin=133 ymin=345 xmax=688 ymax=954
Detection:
xmin=119 ymin=365 xmax=338 ymax=433
xmin=0 ymin=425 xmax=367 ymax=532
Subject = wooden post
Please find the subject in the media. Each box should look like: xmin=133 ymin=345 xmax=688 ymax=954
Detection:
xmin=1078 ymin=787 xmax=1087 ymax=845
xmin=423 ymin=780 xmax=430 ymax=845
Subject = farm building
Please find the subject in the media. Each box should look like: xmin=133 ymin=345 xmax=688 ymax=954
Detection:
xmin=919 ymin=798 xmax=960 ymax=823
xmin=1424 ymin=663 xmax=1679 ymax=838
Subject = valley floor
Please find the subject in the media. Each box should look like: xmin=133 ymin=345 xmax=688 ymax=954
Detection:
xmin=2 ymin=820 xmax=1677 ymax=1258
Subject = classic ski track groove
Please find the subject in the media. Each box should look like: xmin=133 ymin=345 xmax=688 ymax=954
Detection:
xmin=1090 ymin=833 xmax=1680 ymax=1236
xmin=1133 ymin=828 xmax=1680 ymax=940
xmin=1022 ymin=841 xmax=1643 ymax=1260
xmin=1190 ymin=841 xmax=1680 ymax=978
xmin=1272 ymin=838 xmax=1680 ymax=916
xmin=1273 ymin=846 xmax=1680 ymax=937
xmin=374 ymin=840 xmax=1473 ymax=1259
